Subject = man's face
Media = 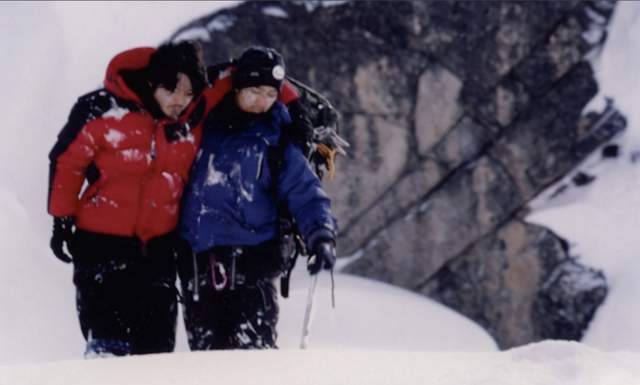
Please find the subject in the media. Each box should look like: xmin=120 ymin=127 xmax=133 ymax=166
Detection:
xmin=153 ymin=72 xmax=194 ymax=120
xmin=235 ymin=86 xmax=278 ymax=114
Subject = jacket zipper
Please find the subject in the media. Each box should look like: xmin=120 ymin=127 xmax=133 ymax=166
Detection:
xmin=133 ymin=123 xmax=158 ymax=244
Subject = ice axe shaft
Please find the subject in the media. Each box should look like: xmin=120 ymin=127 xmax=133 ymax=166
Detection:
xmin=300 ymin=274 xmax=319 ymax=349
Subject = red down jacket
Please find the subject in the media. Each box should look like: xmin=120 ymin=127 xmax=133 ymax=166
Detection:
xmin=48 ymin=47 xmax=219 ymax=241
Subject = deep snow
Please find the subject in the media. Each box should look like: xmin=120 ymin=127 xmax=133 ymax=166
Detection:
xmin=1 ymin=340 xmax=638 ymax=385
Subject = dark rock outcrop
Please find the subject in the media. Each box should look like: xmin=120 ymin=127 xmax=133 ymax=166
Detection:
xmin=421 ymin=220 xmax=608 ymax=348
xmin=171 ymin=0 xmax=623 ymax=348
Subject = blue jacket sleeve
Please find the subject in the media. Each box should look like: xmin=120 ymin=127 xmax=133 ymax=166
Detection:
xmin=277 ymin=143 xmax=337 ymax=250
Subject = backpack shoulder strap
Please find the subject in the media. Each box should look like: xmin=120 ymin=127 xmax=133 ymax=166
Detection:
xmin=266 ymin=133 xmax=307 ymax=298
xmin=266 ymin=132 xmax=288 ymax=204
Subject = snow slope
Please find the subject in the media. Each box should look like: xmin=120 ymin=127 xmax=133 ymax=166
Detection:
xmin=0 ymin=340 xmax=638 ymax=385
xmin=280 ymin=265 xmax=494 ymax=352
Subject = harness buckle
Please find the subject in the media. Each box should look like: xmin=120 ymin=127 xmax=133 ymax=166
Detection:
xmin=208 ymin=253 xmax=228 ymax=291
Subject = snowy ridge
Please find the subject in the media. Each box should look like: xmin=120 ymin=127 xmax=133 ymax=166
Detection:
xmin=1 ymin=341 xmax=637 ymax=385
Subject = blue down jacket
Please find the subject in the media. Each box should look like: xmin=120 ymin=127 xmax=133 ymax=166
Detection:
xmin=179 ymin=100 xmax=337 ymax=253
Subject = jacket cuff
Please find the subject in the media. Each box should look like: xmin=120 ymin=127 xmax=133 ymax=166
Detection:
xmin=306 ymin=227 xmax=335 ymax=252
xmin=48 ymin=201 xmax=77 ymax=217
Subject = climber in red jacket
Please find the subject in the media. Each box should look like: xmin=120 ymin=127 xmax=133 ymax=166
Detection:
xmin=47 ymin=41 xmax=215 ymax=357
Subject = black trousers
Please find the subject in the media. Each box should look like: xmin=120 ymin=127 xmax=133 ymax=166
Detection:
xmin=70 ymin=229 xmax=178 ymax=356
xmin=176 ymin=239 xmax=282 ymax=350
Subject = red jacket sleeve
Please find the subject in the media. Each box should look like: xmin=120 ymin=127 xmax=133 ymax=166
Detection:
xmin=48 ymin=110 xmax=102 ymax=217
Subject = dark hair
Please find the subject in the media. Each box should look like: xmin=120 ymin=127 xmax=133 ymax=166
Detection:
xmin=148 ymin=41 xmax=207 ymax=97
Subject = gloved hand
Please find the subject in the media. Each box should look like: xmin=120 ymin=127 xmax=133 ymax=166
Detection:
xmin=50 ymin=216 xmax=75 ymax=263
xmin=307 ymin=240 xmax=336 ymax=275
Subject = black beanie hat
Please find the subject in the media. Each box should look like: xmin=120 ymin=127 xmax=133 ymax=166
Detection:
xmin=233 ymin=46 xmax=286 ymax=91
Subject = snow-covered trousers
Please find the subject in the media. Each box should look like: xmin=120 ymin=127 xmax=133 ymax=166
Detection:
xmin=176 ymin=239 xmax=282 ymax=350
xmin=70 ymin=229 xmax=178 ymax=356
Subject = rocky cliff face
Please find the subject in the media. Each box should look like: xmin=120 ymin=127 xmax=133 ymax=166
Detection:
xmin=172 ymin=0 xmax=624 ymax=349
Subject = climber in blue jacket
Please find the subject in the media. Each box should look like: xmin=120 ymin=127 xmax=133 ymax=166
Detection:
xmin=178 ymin=46 xmax=337 ymax=350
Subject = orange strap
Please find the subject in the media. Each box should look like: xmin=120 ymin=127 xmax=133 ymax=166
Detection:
xmin=316 ymin=143 xmax=337 ymax=180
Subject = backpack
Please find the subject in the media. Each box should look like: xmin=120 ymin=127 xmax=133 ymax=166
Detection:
xmin=267 ymin=77 xmax=349 ymax=298
xmin=284 ymin=77 xmax=349 ymax=180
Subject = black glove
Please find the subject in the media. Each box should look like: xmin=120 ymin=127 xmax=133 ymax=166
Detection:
xmin=308 ymin=241 xmax=336 ymax=275
xmin=50 ymin=216 xmax=74 ymax=263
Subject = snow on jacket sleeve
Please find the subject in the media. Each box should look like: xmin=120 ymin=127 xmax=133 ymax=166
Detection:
xmin=277 ymin=142 xmax=338 ymax=250
xmin=48 ymin=97 xmax=103 ymax=217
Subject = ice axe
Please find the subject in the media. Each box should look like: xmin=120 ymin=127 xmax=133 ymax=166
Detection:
xmin=300 ymin=273 xmax=319 ymax=349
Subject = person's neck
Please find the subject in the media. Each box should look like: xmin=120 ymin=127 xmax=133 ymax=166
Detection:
xmin=218 ymin=93 xmax=269 ymax=130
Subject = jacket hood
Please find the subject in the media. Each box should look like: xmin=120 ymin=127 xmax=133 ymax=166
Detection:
xmin=104 ymin=47 xmax=156 ymax=104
